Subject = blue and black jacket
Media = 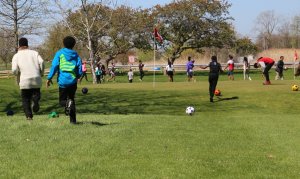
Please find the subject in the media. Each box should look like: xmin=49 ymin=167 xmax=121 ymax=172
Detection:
xmin=47 ymin=48 xmax=83 ymax=88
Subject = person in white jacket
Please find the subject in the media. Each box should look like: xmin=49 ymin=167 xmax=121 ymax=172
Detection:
xmin=11 ymin=38 xmax=44 ymax=120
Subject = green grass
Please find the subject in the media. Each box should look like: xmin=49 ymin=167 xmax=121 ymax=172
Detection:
xmin=0 ymin=70 xmax=300 ymax=178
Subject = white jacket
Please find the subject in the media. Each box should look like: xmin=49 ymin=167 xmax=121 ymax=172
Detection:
xmin=12 ymin=49 xmax=44 ymax=89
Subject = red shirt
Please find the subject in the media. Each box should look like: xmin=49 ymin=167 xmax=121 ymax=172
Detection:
xmin=257 ymin=57 xmax=274 ymax=64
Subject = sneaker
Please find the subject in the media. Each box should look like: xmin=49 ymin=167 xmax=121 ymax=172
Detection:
xmin=65 ymin=99 xmax=73 ymax=116
xmin=210 ymin=98 xmax=213 ymax=103
xmin=32 ymin=99 xmax=40 ymax=113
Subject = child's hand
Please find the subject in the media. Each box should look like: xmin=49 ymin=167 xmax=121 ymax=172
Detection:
xmin=46 ymin=79 xmax=53 ymax=88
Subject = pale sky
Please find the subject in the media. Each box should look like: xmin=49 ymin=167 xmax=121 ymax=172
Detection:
xmin=123 ymin=0 xmax=300 ymax=40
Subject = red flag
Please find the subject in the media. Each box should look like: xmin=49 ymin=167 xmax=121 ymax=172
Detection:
xmin=295 ymin=50 xmax=298 ymax=61
xmin=154 ymin=28 xmax=163 ymax=43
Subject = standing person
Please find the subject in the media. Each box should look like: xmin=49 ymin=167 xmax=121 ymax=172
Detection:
xmin=95 ymin=64 xmax=102 ymax=84
xmin=165 ymin=60 xmax=175 ymax=82
xmin=186 ymin=56 xmax=194 ymax=82
xmin=253 ymin=57 xmax=275 ymax=85
xmin=275 ymin=56 xmax=285 ymax=80
xmin=138 ymin=60 xmax=144 ymax=81
xmin=243 ymin=57 xmax=252 ymax=80
xmin=100 ymin=64 xmax=106 ymax=82
xmin=11 ymin=37 xmax=45 ymax=120
xmin=200 ymin=56 xmax=223 ymax=103
xmin=46 ymin=36 xmax=82 ymax=124
xmin=128 ymin=68 xmax=134 ymax=83
xmin=224 ymin=55 xmax=234 ymax=80
xmin=107 ymin=62 xmax=116 ymax=82
xmin=79 ymin=60 xmax=88 ymax=83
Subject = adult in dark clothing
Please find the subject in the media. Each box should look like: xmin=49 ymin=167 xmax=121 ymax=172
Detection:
xmin=200 ymin=56 xmax=223 ymax=102
xmin=138 ymin=60 xmax=144 ymax=81
xmin=254 ymin=57 xmax=275 ymax=85
xmin=275 ymin=56 xmax=285 ymax=80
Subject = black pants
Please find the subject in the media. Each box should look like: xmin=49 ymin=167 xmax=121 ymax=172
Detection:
xmin=139 ymin=70 xmax=144 ymax=80
xmin=59 ymin=84 xmax=77 ymax=122
xmin=21 ymin=88 xmax=40 ymax=118
xmin=264 ymin=62 xmax=274 ymax=81
xmin=96 ymin=75 xmax=101 ymax=84
xmin=209 ymin=73 xmax=219 ymax=99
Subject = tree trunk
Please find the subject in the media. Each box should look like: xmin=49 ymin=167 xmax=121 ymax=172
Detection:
xmin=13 ymin=0 xmax=18 ymax=52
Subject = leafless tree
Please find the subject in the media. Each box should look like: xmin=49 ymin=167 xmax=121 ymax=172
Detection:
xmin=0 ymin=0 xmax=46 ymax=51
xmin=255 ymin=10 xmax=281 ymax=50
xmin=49 ymin=0 xmax=115 ymax=84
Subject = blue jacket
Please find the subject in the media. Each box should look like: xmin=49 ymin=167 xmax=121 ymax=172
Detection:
xmin=47 ymin=48 xmax=82 ymax=88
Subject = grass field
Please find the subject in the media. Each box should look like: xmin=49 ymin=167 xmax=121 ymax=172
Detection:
xmin=1 ymin=69 xmax=300 ymax=178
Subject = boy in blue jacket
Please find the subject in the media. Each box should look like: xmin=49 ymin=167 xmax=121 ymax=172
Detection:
xmin=46 ymin=36 xmax=82 ymax=124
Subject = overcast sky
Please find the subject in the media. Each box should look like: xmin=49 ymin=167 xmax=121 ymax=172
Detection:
xmin=123 ymin=0 xmax=300 ymax=40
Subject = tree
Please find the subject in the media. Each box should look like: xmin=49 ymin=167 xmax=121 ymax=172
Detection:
xmin=235 ymin=37 xmax=258 ymax=56
xmin=151 ymin=0 xmax=235 ymax=62
xmin=51 ymin=0 xmax=115 ymax=84
xmin=255 ymin=10 xmax=281 ymax=50
xmin=0 ymin=0 xmax=45 ymax=51
xmin=0 ymin=31 xmax=14 ymax=69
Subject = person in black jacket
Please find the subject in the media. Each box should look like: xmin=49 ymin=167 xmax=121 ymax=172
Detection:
xmin=275 ymin=56 xmax=285 ymax=80
xmin=200 ymin=56 xmax=223 ymax=102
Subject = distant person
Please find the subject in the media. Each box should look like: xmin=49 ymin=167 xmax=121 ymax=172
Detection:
xmin=200 ymin=56 xmax=223 ymax=102
xmin=254 ymin=57 xmax=275 ymax=85
xmin=46 ymin=36 xmax=82 ymax=124
xmin=107 ymin=62 xmax=116 ymax=82
xmin=11 ymin=37 xmax=45 ymax=120
xmin=79 ymin=60 xmax=88 ymax=83
xmin=243 ymin=57 xmax=251 ymax=80
xmin=275 ymin=56 xmax=285 ymax=80
xmin=95 ymin=64 xmax=102 ymax=84
xmin=128 ymin=68 xmax=134 ymax=83
xmin=138 ymin=60 xmax=144 ymax=81
xmin=224 ymin=55 xmax=234 ymax=80
xmin=186 ymin=56 xmax=194 ymax=82
xmin=165 ymin=60 xmax=175 ymax=82
xmin=100 ymin=64 xmax=106 ymax=82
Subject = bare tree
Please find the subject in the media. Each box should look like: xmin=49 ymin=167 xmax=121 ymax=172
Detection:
xmin=0 ymin=0 xmax=45 ymax=51
xmin=0 ymin=30 xmax=14 ymax=69
xmin=255 ymin=10 xmax=281 ymax=50
xmin=50 ymin=0 xmax=115 ymax=84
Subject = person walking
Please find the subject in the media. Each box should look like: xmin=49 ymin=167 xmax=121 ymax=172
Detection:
xmin=224 ymin=55 xmax=235 ymax=80
xmin=79 ymin=60 xmax=88 ymax=83
xmin=128 ymin=68 xmax=134 ymax=83
xmin=243 ymin=57 xmax=251 ymax=80
xmin=275 ymin=56 xmax=285 ymax=80
xmin=46 ymin=36 xmax=82 ymax=124
xmin=200 ymin=56 xmax=223 ymax=102
xmin=254 ymin=57 xmax=275 ymax=85
xmin=138 ymin=60 xmax=144 ymax=81
xmin=165 ymin=60 xmax=175 ymax=82
xmin=11 ymin=37 xmax=45 ymax=120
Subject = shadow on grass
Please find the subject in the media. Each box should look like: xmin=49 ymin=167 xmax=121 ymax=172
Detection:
xmin=76 ymin=121 xmax=117 ymax=126
xmin=216 ymin=96 xmax=239 ymax=102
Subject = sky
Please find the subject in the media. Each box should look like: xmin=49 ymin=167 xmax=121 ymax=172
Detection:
xmin=124 ymin=0 xmax=300 ymax=40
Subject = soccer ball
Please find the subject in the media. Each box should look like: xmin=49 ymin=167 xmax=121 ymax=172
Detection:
xmin=186 ymin=106 xmax=195 ymax=115
xmin=214 ymin=89 xmax=221 ymax=96
xmin=292 ymin=84 xmax=299 ymax=91
xmin=82 ymin=87 xmax=88 ymax=94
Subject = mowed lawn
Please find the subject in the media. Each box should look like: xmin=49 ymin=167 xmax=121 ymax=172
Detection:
xmin=0 ymin=70 xmax=300 ymax=178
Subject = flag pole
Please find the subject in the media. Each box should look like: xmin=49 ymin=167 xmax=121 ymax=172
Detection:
xmin=153 ymin=39 xmax=156 ymax=88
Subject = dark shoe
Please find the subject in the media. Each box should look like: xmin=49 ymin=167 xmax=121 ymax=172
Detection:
xmin=210 ymin=98 xmax=213 ymax=103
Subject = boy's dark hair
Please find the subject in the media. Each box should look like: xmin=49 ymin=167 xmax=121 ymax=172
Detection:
xmin=211 ymin=55 xmax=217 ymax=62
xmin=253 ymin=63 xmax=258 ymax=68
xmin=63 ymin=36 xmax=76 ymax=49
xmin=228 ymin=55 xmax=233 ymax=59
xmin=19 ymin=38 xmax=28 ymax=47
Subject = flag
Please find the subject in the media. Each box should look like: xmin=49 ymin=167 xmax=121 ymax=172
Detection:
xmin=295 ymin=50 xmax=298 ymax=61
xmin=154 ymin=28 xmax=163 ymax=43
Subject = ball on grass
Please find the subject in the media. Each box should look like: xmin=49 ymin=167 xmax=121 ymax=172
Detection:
xmin=214 ymin=89 xmax=221 ymax=96
xmin=82 ymin=87 xmax=88 ymax=94
xmin=186 ymin=106 xmax=195 ymax=115
xmin=292 ymin=84 xmax=299 ymax=91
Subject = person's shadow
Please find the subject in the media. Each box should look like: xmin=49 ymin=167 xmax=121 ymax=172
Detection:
xmin=75 ymin=121 xmax=119 ymax=126
xmin=216 ymin=96 xmax=239 ymax=102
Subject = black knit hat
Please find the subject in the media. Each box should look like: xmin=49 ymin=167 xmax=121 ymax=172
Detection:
xmin=19 ymin=38 xmax=28 ymax=47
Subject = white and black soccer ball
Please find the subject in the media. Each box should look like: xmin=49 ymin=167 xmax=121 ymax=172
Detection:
xmin=186 ymin=106 xmax=195 ymax=115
